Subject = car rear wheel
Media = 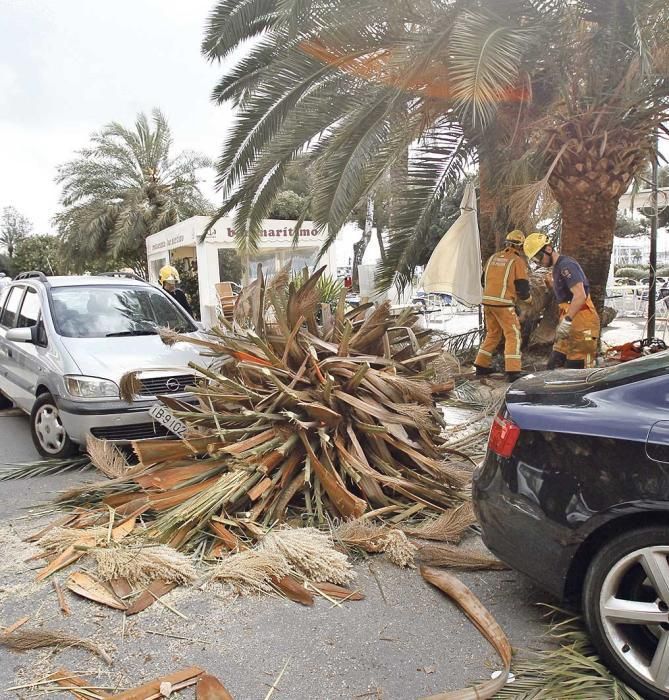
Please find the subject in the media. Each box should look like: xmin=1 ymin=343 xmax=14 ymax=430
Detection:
xmin=30 ymin=393 xmax=78 ymax=460
xmin=584 ymin=527 xmax=669 ymax=699
xmin=0 ymin=392 xmax=12 ymax=409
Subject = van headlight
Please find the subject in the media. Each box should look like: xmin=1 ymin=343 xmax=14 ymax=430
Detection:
xmin=64 ymin=376 xmax=120 ymax=399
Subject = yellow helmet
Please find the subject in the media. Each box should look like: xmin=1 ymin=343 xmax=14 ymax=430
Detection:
xmin=523 ymin=232 xmax=551 ymax=260
xmin=505 ymin=230 xmax=525 ymax=246
xmin=159 ymin=265 xmax=180 ymax=284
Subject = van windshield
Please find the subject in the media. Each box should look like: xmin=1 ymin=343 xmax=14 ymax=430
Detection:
xmin=51 ymin=286 xmax=196 ymax=339
xmin=586 ymin=350 xmax=669 ymax=384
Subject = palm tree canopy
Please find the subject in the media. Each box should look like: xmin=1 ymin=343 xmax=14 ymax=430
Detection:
xmin=204 ymin=0 xmax=669 ymax=291
xmin=55 ymin=109 xmax=213 ymax=267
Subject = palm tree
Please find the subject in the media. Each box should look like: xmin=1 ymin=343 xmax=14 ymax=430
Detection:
xmin=203 ymin=1 xmax=669 ymax=309
xmin=509 ymin=0 xmax=669 ymax=309
xmin=1 ymin=206 xmax=32 ymax=259
xmin=55 ymin=109 xmax=213 ymax=271
xmin=201 ymin=1 xmax=547 ymax=277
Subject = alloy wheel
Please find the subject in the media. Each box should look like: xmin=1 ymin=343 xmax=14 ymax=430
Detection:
xmin=600 ymin=546 xmax=669 ymax=692
xmin=34 ymin=404 xmax=67 ymax=455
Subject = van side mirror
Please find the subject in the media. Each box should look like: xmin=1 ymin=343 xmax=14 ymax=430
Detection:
xmin=6 ymin=327 xmax=33 ymax=343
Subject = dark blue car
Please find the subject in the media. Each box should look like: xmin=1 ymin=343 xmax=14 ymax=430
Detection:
xmin=473 ymin=351 xmax=669 ymax=699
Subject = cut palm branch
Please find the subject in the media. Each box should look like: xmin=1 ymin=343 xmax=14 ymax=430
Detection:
xmin=1 ymin=627 xmax=112 ymax=665
xmin=421 ymin=566 xmax=512 ymax=700
xmin=415 ymin=542 xmax=507 ymax=571
xmin=402 ymin=502 xmax=477 ymax=543
xmin=0 ymin=456 xmax=91 ymax=481
xmin=334 ymin=520 xmax=416 ymax=568
xmin=493 ymin=608 xmax=643 ymax=699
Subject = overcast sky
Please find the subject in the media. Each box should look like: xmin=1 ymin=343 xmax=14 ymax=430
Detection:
xmin=0 ymin=0 xmax=232 ymax=233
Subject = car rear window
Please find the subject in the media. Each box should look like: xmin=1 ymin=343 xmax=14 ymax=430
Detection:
xmin=587 ymin=350 xmax=669 ymax=385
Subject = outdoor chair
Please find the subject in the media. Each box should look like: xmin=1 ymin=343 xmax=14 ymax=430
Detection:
xmin=215 ymin=281 xmax=237 ymax=321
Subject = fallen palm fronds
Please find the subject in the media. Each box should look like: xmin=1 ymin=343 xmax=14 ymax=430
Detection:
xmin=1 ymin=627 xmax=112 ymax=664
xmin=334 ymin=520 xmax=416 ymax=568
xmin=32 ymin=268 xmax=468 ymax=559
xmin=92 ymin=543 xmax=197 ymax=585
xmin=402 ymin=502 xmax=477 ymax=543
xmin=494 ymin=609 xmax=643 ymax=699
xmin=415 ymin=542 xmax=507 ymax=570
xmin=10 ymin=268 xmax=497 ymax=611
xmin=421 ymin=566 xmax=512 ymax=700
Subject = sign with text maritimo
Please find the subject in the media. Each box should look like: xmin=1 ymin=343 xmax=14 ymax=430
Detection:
xmin=225 ymin=227 xmax=318 ymax=239
xmin=146 ymin=216 xmax=326 ymax=255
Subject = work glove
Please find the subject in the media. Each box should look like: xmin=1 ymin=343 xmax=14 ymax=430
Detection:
xmin=555 ymin=317 xmax=573 ymax=341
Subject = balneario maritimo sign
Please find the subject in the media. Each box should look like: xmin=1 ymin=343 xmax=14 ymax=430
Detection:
xmin=226 ymin=227 xmax=319 ymax=239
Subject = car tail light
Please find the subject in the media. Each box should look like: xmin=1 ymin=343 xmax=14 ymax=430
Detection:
xmin=488 ymin=413 xmax=521 ymax=458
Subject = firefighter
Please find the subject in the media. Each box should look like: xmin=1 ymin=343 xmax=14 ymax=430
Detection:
xmin=474 ymin=230 xmax=531 ymax=382
xmin=523 ymin=232 xmax=600 ymax=369
xmin=159 ymin=265 xmax=194 ymax=317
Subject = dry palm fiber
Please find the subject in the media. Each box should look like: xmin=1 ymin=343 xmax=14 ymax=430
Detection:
xmin=38 ymin=526 xmax=110 ymax=554
xmin=402 ymin=502 xmax=477 ymax=543
xmin=33 ymin=267 xmax=469 ymax=569
xmin=91 ymin=543 xmax=196 ymax=585
xmin=86 ymin=436 xmax=130 ymax=478
xmin=429 ymin=352 xmax=461 ymax=384
xmin=259 ymin=527 xmax=354 ymax=585
xmin=334 ymin=520 xmax=416 ymax=567
xmin=211 ymin=550 xmax=291 ymax=595
xmin=415 ymin=542 xmax=507 ymax=570
xmin=494 ymin=609 xmax=642 ymax=699
xmin=1 ymin=627 xmax=111 ymax=664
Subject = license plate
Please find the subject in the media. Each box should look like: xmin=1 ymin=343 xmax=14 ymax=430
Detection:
xmin=149 ymin=403 xmax=187 ymax=438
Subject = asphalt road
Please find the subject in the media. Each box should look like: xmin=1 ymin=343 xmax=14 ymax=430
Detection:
xmin=0 ymin=412 xmax=552 ymax=699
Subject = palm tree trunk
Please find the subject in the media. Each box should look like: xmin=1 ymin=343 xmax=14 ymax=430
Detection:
xmin=478 ymin=166 xmax=501 ymax=265
xmin=559 ymin=194 xmax=618 ymax=314
xmin=352 ymin=196 xmax=374 ymax=290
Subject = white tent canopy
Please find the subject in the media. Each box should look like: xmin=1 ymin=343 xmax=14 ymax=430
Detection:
xmin=419 ymin=183 xmax=483 ymax=306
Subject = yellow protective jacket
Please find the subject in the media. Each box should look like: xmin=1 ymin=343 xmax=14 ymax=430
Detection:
xmin=481 ymin=247 xmax=530 ymax=307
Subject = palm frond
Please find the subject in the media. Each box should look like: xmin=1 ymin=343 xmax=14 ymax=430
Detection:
xmin=0 ymin=457 xmax=91 ymax=481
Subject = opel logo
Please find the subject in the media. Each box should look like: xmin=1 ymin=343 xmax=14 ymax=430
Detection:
xmin=165 ymin=378 xmax=180 ymax=392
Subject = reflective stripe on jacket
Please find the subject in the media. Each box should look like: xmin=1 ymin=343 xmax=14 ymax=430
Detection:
xmin=482 ymin=247 xmax=529 ymax=307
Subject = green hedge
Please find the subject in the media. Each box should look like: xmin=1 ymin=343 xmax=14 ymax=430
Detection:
xmin=614 ymin=267 xmax=648 ymax=280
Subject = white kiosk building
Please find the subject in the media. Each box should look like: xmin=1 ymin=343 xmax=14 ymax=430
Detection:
xmin=146 ymin=216 xmax=338 ymax=327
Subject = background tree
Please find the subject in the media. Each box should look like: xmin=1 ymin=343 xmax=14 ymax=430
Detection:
xmin=55 ymin=109 xmax=213 ymax=272
xmin=218 ymin=249 xmax=242 ymax=285
xmin=615 ymin=215 xmax=649 ymax=238
xmin=0 ymin=253 xmax=14 ymax=277
xmin=13 ymin=235 xmax=65 ymax=276
xmin=269 ymin=191 xmax=305 ymax=220
xmin=1 ymin=206 xmax=32 ymax=259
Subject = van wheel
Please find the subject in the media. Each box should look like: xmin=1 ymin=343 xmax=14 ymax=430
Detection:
xmin=30 ymin=393 xmax=78 ymax=459
xmin=0 ymin=392 xmax=12 ymax=409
